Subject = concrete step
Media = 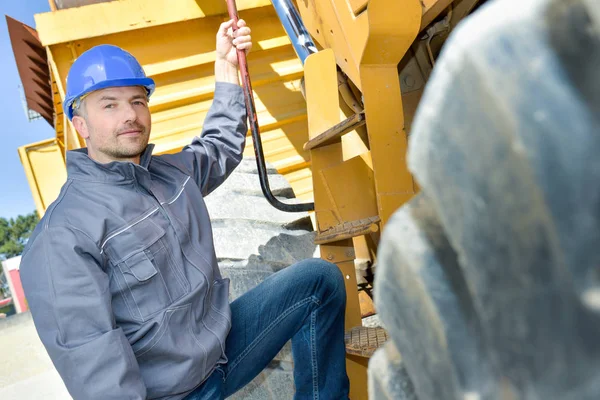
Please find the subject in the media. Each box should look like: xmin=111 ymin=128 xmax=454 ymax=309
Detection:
xmin=212 ymin=220 xmax=314 ymax=263
xmin=233 ymin=158 xmax=278 ymax=175
xmin=208 ymin=171 xmax=295 ymax=199
xmin=204 ymin=193 xmax=309 ymax=226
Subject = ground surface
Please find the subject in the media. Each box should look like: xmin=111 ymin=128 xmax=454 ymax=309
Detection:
xmin=0 ymin=312 xmax=71 ymax=399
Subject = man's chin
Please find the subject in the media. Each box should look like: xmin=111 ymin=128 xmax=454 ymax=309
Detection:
xmin=105 ymin=147 xmax=147 ymax=161
xmin=117 ymin=142 xmax=149 ymax=156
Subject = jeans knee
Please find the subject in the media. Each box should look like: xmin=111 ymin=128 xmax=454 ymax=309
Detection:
xmin=302 ymin=258 xmax=346 ymax=305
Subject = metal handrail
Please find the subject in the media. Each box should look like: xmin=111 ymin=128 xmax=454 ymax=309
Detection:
xmin=226 ymin=0 xmax=315 ymax=212
xmin=271 ymin=0 xmax=317 ymax=65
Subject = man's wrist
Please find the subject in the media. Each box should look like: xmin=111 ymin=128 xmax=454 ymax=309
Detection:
xmin=215 ymin=59 xmax=240 ymax=85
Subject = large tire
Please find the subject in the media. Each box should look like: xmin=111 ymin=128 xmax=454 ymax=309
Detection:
xmin=204 ymin=158 xmax=317 ymax=399
xmin=371 ymin=0 xmax=600 ymax=399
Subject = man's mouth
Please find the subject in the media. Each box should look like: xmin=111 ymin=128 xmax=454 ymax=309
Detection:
xmin=118 ymin=129 xmax=143 ymax=136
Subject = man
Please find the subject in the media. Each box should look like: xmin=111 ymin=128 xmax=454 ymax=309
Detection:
xmin=20 ymin=19 xmax=349 ymax=400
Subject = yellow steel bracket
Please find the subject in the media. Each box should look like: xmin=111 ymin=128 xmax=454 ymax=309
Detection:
xmin=296 ymin=0 xmax=369 ymax=91
xmin=359 ymin=0 xmax=422 ymax=226
xmin=304 ymin=48 xmax=369 ymax=400
xmin=298 ymin=0 xmax=422 ymax=227
xmin=301 ymin=2 xmax=423 ymax=398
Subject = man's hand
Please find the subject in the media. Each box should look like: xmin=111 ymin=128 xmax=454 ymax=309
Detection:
xmin=216 ymin=19 xmax=252 ymax=66
xmin=215 ymin=19 xmax=252 ymax=84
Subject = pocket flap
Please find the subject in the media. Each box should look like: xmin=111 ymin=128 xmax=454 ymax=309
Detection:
xmin=103 ymin=216 xmax=165 ymax=264
xmin=124 ymin=251 xmax=157 ymax=282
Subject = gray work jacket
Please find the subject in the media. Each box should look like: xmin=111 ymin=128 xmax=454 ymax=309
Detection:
xmin=20 ymin=82 xmax=247 ymax=400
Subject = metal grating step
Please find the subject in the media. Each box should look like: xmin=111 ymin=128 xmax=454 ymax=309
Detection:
xmin=345 ymin=326 xmax=389 ymax=358
xmin=314 ymin=216 xmax=380 ymax=244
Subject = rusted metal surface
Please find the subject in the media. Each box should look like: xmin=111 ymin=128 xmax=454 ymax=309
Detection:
xmin=315 ymin=216 xmax=380 ymax=245
xmin=5 ymin=16 xmax=54 ymax=127
xmin=303 ymin=111 xmax=365 ymax=151
xmin=345 ymin=326 xmax=389 ymax=358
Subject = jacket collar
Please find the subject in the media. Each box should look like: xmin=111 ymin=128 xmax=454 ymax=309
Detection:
xmin=66 ymin=144 xmax=155 ymax=183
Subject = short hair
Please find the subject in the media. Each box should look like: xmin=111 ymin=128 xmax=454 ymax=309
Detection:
xmin=71 ymin=97 xmax=87 ymax=120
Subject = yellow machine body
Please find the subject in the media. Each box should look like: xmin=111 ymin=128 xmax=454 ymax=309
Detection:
xmin=18 ymin=0 xmax=313 ymax=217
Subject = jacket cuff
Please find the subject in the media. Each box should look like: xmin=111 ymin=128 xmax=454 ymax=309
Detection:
xmin=215 ymin=81 xmax=244 ymax=105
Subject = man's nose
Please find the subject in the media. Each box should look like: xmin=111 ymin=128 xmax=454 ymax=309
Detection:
xmin=123 ymin=103 xmax=138 ymax=123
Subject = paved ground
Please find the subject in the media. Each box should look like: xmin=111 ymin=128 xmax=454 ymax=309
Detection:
xmin=0 ymin=309 xmax=380 ymax=400
xmin=0 ymin=312 xmax=71 ymax=399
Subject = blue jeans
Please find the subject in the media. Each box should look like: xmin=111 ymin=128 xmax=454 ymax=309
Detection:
xmin=184 ymin=258 xmax=350 ymax=399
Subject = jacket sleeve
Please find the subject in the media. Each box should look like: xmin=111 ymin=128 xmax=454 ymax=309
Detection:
xmin=165 ymin=81 xmax=247 ymax=196
xmin=20 ymin=225 xmax=146 ymax=400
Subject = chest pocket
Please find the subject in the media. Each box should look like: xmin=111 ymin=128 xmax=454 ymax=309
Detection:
xmin=104 ymin=215 xmax=189 ymax=322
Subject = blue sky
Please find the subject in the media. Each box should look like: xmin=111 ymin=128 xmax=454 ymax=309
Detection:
xmin=1 ymin=1 xmax=53 ymax=220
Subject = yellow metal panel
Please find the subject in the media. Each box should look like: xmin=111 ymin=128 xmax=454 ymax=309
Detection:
xmin=340 ymin=128 xmax=370 ymax=162
xmin=18 ymin=139 xmax=67 ymax=217
xmin=346 ymin=354 xmax=369 ymax=398
xmin=39 ymin=4 xmax=313 ymax=207
xmin=277 ymin=166 xmax=313 ymax=199
xmin=245 ymin=119 xmax=310 ymax=167
xmin=34 ymin=0 xmax=272 ymax=46
xmin=305 ymin=49 xmax=367 ymax=399
xmin=296 ymin=0 xmax=369 ymax=90
xmin=361 ymin=67 xmax=416 ymax=225
xmin=305 ymin=50 xmax=340 ymax=139
xmin=324 ymin=245 xmax=367 ymax=400
xmin=304 ymin=50 xmax=343 ymax=231
xmin=47 ymin=7 xmax=295 ymax=103
xmin=320 ymin=155 xmax=377 ymax=223
xmin=296 ymin=0 xmax=454 ymax=90
xmin=347 ymin=0 xmax=369 ymax=16
xmin=359 ymin=0 xmax=421 ymax=226
xmin=360 ymin=0 xmax=421 ymax=65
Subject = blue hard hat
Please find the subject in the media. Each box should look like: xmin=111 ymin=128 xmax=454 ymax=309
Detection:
xmin=63 ymin=44 xmax=155 ymax=120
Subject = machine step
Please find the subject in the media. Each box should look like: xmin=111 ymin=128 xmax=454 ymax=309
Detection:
xmin=314 ymin=216 xmax=380 ymax=244
xmin=303 ymin=112 xmax=366 ymax=151
xmin=345 ymin=326 xmax=389 ymax=358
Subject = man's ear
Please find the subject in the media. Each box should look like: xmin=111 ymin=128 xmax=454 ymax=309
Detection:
xmin=72 ymin=116 xmax=89 ymax=139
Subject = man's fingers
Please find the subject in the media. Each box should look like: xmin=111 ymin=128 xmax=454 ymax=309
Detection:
xmin=234 ymin=26 xmax=251 ymax=37
xmin=232 ymin=35 xmax=252 ymax=46
xmin=236 ymin=19 xmax=247 ymax=28
xmin=235 ymin=42 xmax=252 ymax=51
xmin=218 ymin=19 xmax=234 ymax=37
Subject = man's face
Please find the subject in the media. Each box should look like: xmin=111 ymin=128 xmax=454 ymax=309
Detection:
xmin=72 ymin=86 xmax=151 ymax=164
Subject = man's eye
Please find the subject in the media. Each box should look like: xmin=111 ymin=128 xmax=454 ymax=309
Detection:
xmin=133 ymin=101 xmax=146 ymax=106
xmin=104 ymin=104 xmax=115 ymax=109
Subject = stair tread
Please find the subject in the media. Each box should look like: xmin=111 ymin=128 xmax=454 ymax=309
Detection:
xmin=344 ymin=326 xmax=388 ymax=358
xmin=314 ymin=216 xmax=380 ymax=244
xmin=304 ymin=112 xmax=366 ymax=151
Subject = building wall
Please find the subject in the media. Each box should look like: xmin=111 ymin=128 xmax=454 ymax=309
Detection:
xmin=2 ymin=256 xmax=27 ymax=314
